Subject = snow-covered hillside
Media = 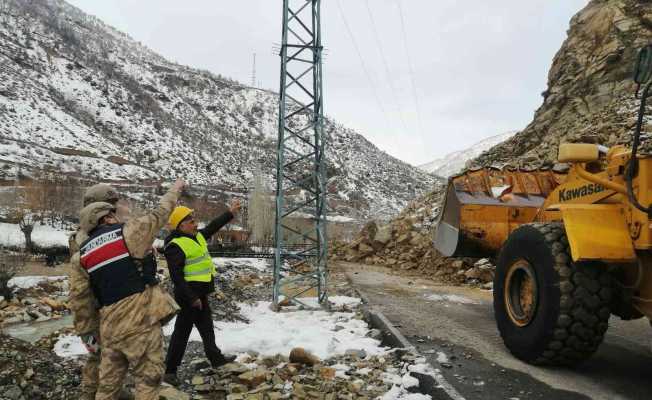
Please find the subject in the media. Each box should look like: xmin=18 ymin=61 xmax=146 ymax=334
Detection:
xmin=418 ymin=131 xmax=517 ymax=178
xmin=0 ymin=0 xmax=438 ymax=220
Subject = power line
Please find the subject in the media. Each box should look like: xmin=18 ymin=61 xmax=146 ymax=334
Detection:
xmin=395 ymin=0 xmax=424 ymax=137
xmin=335 ymin=0 xmax=394 ymax=135
xmin=364 ymin=0 xmax=410 ymax=135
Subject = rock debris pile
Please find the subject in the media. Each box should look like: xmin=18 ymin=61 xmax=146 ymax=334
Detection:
xmin=0 ymin=277 xmax=70 ymax=327
xmin=0 ymin=334 xmax=81 ymax=400
xmin=0 ymin=257 xmax=428 ymax=399
xmin=332 ymin=187 xmax=496 ymax=287
xmin=161 ymin=348 xmax=426 ymax=400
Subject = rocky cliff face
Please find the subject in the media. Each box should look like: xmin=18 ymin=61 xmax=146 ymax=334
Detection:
xmin=0 ymin=0 xmax=437 ymax=220
xmin=473 ymin=0 xmax=652 ymax=168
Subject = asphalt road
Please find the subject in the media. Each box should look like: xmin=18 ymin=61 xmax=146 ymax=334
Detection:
xmin=340 ymin=262 xmax=652 ymax=400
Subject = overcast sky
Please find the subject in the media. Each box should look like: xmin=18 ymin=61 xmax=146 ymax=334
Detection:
xmin=67 ymin=0 xmax=589 ymax=166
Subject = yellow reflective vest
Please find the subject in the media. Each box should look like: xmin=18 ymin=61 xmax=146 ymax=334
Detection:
xmin=170 ymin=233 xmax=215 ymax=282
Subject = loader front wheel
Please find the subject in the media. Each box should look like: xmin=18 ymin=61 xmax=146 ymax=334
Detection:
xmin=494 ymin=222 xmax=612 ymax=365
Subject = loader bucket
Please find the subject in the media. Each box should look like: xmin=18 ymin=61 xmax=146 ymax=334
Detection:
xmin=434 ymin=183 xmax=491 ymax=257
xmin=433 ymin=167 xmax=566 ymax=258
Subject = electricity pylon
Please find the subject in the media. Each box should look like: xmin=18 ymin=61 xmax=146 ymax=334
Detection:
xmin=273 ymin=0 xmax=327 ymax=308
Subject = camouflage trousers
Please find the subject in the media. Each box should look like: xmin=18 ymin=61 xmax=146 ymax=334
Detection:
xmin=96 ymin=323 xmax=164 ymax=400
xmin=79 ymin=351 xmax=100 ymax=400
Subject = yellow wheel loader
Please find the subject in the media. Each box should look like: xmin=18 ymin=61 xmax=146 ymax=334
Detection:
xmin=433 ymin=45 xmax=652 ymax=366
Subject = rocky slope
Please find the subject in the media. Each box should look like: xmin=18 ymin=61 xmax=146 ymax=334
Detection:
xmin=418 ymin=131 xmax=516 ymax=178
xmin=0 ymin=0 xmax=437 ymax=220
xmin=472 ymin=0 xmax=652 ymax=168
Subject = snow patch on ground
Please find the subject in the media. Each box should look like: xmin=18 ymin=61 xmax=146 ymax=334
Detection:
xmin=409 ymin=359 xmax=466 ymax=400
xmin=401 ymin=373 xmax=420 ymax=388
xmin=297 ymin=295 xmax=362 ymax=309
xmin=8 ymin=276 xmax=67 ymax=289
xmin=424 ymin=294 xmax=479 ymax=305
xmin=213 ymin=257 xmax=270 ymax=272
xmin=53 ymin=334 xmax=87 ymax=358
xmin=163 ymin=300 xmax=383 ymax=360
xmin=0 ymin=222 xmax=72 ymax=249
xmin=436 ymin=351 xmax=449 ymax=364
xmin=332 ymin=363 xmax=352 ymax=379
xmin=381 ymin=385 xmax=431 ymax=400
xmin=382 ymin=372 xmax=403 ymax=386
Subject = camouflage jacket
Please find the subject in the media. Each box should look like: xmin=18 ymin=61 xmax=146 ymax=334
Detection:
xmin=68 ymin=230 xmax=100 ymax=336
xmin=70 ymin=187 xmax=181 ymax=346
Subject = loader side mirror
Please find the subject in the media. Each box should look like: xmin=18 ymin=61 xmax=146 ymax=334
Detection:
xmin=634 ymin=45 xmax=652 ymax=85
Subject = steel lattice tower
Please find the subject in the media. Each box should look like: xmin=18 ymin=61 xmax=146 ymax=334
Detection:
xmin=273 ymin=0 xmax=327 ymax=308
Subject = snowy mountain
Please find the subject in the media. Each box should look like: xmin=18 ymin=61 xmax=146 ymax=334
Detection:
xmin=0 ymin=0 xmax=438 ymax=220
xmin=418 ymin=131 xmax=517 ymax=178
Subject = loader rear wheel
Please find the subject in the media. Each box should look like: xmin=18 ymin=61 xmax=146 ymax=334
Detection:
xmin=494 ymin=222 xmax=613 ymax=365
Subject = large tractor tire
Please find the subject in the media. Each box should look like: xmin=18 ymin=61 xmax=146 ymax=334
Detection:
xmin=494 ymin=222 xmax=613 ymax=365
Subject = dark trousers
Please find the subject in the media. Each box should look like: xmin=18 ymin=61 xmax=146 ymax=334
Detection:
xmin=165 ymin=296 xmax=223 ymax=373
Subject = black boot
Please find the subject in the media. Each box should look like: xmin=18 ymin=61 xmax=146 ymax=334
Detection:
xmin=211 ymin=353 xmax=236 ymax=368
xmin=163 ymin=372 xmax=180 ymax=387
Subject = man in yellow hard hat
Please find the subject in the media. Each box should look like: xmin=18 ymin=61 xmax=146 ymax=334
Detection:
xmin=163 ymin=200 xmax=241 ymax=386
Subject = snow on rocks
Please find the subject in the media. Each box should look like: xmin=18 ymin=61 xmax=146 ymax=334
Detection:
xmin=213 ymin=257 xmax=271 ymax=273
xmin=1 ymin=276 xmax=70 ymax=327
xmin=167 ymin=349 xmax=435 ymax=399
xmin=163 ymin=257 xmax=435 ymax=398
xmin=163 ymin=299 xmax=385 ymax=360
xmin=53 ymin=334 xmax=87 ymax=358
xmin=42 ymin=256 xmax=435 ymax=398
xmin=7 ymin=276 xmax=68 ymax=290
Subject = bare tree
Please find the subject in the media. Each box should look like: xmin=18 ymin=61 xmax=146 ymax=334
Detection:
xmin=17 ymin=211 xmax=36 ymax=252
xmin=9 ymin=170 xmax=47 ymax=253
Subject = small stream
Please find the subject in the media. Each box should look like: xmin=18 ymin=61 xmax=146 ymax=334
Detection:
xmin=4 ymin=315 xmax=74 ymax=343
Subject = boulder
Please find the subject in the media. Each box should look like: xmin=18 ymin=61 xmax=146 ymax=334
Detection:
xmin=40 ymin=297 xmax=66 ymax=311
xmin=289 ymin=347 xmax=320 ymax=366
xmin=237 ymin=368 xmax=268 ymax=388
xmin=374 ymin=225 xmax=392 ymax=245
xmin=319 ymin=367 xmax=336 ymax=380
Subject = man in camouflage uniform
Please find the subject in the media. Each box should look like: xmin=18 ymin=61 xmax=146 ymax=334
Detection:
xmin=68 ymin=184 xmax=121 ymax=400
xmin=70 ymin=179 xmax=184 ymax=400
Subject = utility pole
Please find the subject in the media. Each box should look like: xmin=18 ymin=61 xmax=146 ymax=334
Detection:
xmin=273 ymin=0 xmax=328 ymax=308
xmin=251 ymin=53 xmax=256 ymax=88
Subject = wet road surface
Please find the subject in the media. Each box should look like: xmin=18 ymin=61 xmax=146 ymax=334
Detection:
xmin=341 ymin=263 xmax=652 ymax=400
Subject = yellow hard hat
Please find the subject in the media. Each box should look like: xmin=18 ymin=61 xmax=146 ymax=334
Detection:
xmin=168 ymin=206 xmax=194 ymax=230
